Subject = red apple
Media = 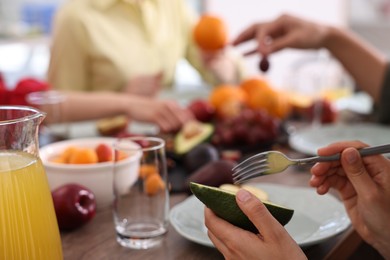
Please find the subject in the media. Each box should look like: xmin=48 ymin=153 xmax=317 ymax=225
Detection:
xmin=188 ymin=99 xmax=215 ymax=122
xmin=52 ymin=183 xmax=96 ymax=231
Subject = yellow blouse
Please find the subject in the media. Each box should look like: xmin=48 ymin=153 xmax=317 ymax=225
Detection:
xmin=48 ymin=0 xmax=239 ymax=92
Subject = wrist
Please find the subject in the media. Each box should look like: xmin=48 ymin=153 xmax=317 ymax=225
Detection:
xmin=120 ymin=94 xmax=150 ymax=121
xmin=119 ymin=94 xmax=136 ymax=118
xmin=322 ymin=25 xmax=341 ymax=50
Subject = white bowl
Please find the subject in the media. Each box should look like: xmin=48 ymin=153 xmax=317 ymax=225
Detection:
xmin=39 ymin=137 xmax=141 ymax=209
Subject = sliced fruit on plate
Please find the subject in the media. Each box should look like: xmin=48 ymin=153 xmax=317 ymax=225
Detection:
xmin=96 ymin=115 xmax=129 ymax=136
xmin=190 ymin=182 xmax=294 ymax=233
xmin=174 ymin=120 xmax=214 ymax=155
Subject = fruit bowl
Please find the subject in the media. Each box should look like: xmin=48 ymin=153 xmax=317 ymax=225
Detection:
xmin=39 ymin=137 xmax=142 ymax=209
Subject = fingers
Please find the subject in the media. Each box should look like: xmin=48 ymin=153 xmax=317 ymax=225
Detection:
xmin=205 ymin=206 xmax=254 ymax=257
xmin=204 ymin=206 xmax=245 ymax=236
xmin=204 ymin=208 xmax=230 ymax=253
xmin=340 ymin=148 xmax=376 ymax=197
xmin=267 ymin=33 xmax=298 ymax=53
xmin=235 ymin=189 xmax=283 ymax=239
xmin=317 ymin=141 xmax=368 ymax=156
xmin=310 ymin=141 xmax=370 ymax=192
xmin=156 ymin=101 xmax=193 ymax=133
xmin=232 ymin=15 xmax=302 ymax=56
xmin=231 ymin=23 xmax=258 ymax=46
xmin=232 ymin=23 xmax=271 ymax=56
xmin=310 ymin=140 xmax=369 ymax=178
xmin=207 ymin=230 xmax=228 ymax=254
xmin=314 ymin=174 xmax=348 ymax=195
xmin=255 ymin=18 xmax=290 ymax=54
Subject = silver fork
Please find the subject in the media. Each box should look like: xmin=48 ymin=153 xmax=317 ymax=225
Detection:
xmin=232 ymin=144 xmax=390 ymax=184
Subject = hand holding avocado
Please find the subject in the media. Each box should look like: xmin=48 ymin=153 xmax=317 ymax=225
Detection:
xmin=201 ymin=185 xmax=305 ymax=259
xmin=190 ymin=183 xmax=293 ymax=232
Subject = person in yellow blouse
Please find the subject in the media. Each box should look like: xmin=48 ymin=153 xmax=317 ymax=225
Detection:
xmin=47 ymin=0 xmax=245 ymax=132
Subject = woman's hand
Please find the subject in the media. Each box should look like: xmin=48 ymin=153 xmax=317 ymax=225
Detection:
xmin=310 ymin=141 xmax=390 ymax=258
xmin=232 ymin=14 xmax=330 ymax=57
xmin=205 ymin=189 xmax=306 ymax=260
xmin=125 ymin=96 xmax=193 ymax=133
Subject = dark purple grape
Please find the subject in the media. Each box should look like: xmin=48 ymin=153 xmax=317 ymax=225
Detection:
xmin=259 ymin=57 xmax=270 ymax=72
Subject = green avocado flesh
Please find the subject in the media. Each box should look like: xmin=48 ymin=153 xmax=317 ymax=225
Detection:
xmin=190 ymin=182 xmax=294 ymax=233
xmin=174 ymin=123 xmax=214 ymax=155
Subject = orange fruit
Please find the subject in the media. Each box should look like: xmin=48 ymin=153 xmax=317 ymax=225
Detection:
xmin=209 ymin=85 xmax=248 ymax=118
xmin=144 ymin=173 xmax=165 ymax=196
xmin=139 ymin=164 xmax=158 ymax=179
xmin=51 ymin=146 xmax=80 ymax=164
xmin=114 ymin=150 xmax=128 ymax=161
xmin=60 ymin=146 xmax=79 ymax=163
xmin=209 ymin=85 xmax=247 ymax=109
xmin=241 ymin=77 xmax=291 ymax=119
xmin=246 ymin=85 xmax=278 ymax=111
xmin=68 ymin=148 xmax=99 ymax=164
xmin=217 ymin=99 xmax=244 ymax=119
xmin=273 ymin=92 xmax=292 ymax=119
xmin=193 ymin=14 xmax=228 ymax=51
xmin=240 ymin=77 xmax=271 ymax=96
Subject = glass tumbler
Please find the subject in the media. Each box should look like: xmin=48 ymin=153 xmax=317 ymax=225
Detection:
xmin=26 ymin=90 xmax=69 ymax=146
xmin=113 ymin=136 xmax=169 ymax=249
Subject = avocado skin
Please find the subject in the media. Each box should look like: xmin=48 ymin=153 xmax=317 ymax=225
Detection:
xmin=190 ymin=182 xmax=294 ymax=233
xmin=184 ymin=160 xmax=235 ymax=193
xmin=184 ymin=143 xmax=220 ymax=173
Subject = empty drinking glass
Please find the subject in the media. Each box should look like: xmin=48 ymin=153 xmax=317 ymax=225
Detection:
xmin=26 ymin=90 xmax=69 ymax=146
xmin=112 ymin=136 xmax=169 ymax=249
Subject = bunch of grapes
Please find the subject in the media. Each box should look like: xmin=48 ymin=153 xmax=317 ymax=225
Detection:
xmin=211 ymin=107 xmax=281 ymax=147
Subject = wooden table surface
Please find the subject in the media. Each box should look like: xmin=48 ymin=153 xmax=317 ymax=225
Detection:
xmin=60 ymin=150 xmax=359 ymax=260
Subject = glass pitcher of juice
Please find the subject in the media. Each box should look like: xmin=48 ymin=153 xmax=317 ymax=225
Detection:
xmin=0 ymin=105 xmax=63 ymax=259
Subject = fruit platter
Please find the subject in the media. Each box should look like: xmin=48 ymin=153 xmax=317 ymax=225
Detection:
xmin=96 ymin=76 xmax=338 ymax=193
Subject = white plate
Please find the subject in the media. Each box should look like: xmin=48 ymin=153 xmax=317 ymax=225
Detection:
xmin=289 ymin=123 xmax=390 ymax=156
xmin=170 ymin=183 xmax=350 ymax=248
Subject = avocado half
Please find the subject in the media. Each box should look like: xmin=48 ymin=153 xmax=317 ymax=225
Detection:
xmin=174 ymin=122 xmax=214 ymax=155
xmin=190 ymin=182 xmax=294 ymax=233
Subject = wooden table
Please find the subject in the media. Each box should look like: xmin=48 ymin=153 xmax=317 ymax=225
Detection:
xmin=60 ymin=151 xmax=366 ymax=260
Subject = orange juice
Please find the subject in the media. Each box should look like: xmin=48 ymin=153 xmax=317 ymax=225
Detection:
xmin=0 ymin=151 xmax=63 ymax=259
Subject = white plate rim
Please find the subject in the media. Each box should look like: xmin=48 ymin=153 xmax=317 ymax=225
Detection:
xmin=289 ymin=123 xmax=390 ymax=156
xmin=169 ymin=183 xmax=351 ymax=248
